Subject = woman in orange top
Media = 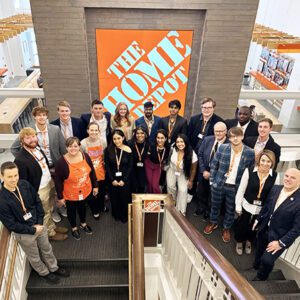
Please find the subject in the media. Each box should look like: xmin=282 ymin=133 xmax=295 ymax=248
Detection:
xmin=55 ymin=137 xmax=98 ymax=240
xmin=81 ymin=122 xmax=106 ymax=220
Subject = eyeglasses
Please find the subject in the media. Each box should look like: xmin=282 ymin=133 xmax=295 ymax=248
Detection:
xmin=215 ymin=130 xmax=225 ymax=133
xmin=202 ymin=106 xmax=213 ymax=110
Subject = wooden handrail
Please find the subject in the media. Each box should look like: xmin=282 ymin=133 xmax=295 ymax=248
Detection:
xmin=165 ymin=204 xmax=265 ymax=300
xmin=0 ymin=226 xmax=11 ymax=291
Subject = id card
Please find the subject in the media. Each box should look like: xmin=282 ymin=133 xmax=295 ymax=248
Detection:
xmin=23 ymin=212 xmax=32 ymax=221
xmin=79 ymin=193 xmax=84 ymax=201
xmin=137 ymin=162 xmax=144 ymax=167
xmin=116 ymin=171 xmax=122 ymax=177
xmin=253 ymin=200 xmax=262 ymax=206
xmin=198 ymin=134 xmax=203 ymax=139
xmin=175 ymin=171 xmax=181 ymax=176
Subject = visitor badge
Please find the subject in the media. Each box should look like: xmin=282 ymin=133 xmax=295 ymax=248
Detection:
xmin=116 ymin=171 xmax=122 ymax=177
xmin=198 ymin=134 xmax=203 ymax=139
xmin=175 ymin=171 xmax=181 ymax=176
xmin=253 ymin=200 xmax=262 ymax=206
xmin=137 ymin=162 xmax=144 ymax=167
xmin=23 ymin=212 xmax=32 ymax=221
xmin=79 ymin=193 xmax=84 ymax=201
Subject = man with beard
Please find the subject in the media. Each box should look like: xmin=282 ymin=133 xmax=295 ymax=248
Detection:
xmin=13 ymin=128 xmax=68 ymax=241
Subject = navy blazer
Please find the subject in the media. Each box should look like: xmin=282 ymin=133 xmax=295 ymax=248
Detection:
xmin=257 ymin=186 xmax=300 ymax=248
xmin=225 ymin=118 xmax=259 ymax=139
xmin=50 ymin=117 xmax=83 ymax=140
xmin=135 ymin=115 xmax=161 ymax=144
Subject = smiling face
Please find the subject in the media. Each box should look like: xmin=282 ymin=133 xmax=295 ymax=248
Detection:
xmin=258 ymin=121 xmax=272 ymax=139
xmin=176 ymin=137 xmax=186 ymax=151
xmin=156 ymin=133 xmax=167 ymax=147
xmin=58 ymin=106 xmax=71 ymax=122
xmin=22 ymin=134 xmax=38 ymax=149
xmin=34 ymin=112 xmax=48 ymax=127
xmin=201 ymin=101 xmax=215 ymax=119
xmin=113 ymin=133 xmax=124 ymax=148
xmin=238 ymin=107 xmax=251 ymax=124
xmin=87 ymin=124 xmax=100 ymax=139
xmin=229 ymin=133 xmax=243 ymax=147
xmin=135 ymin=129 xmax=146 ymax=143
xmin=118 ymin=104 xmax=128 ymax=117
xmin=283 ymin=168 xmax=300 ymax=191
xmin=91 ymin=104 xmax=104 ymax=119
xmin=67 ymin=141 xmax=80 ymax=156
xmin=214 ymin=123 xmax=227 ymax=141
xmin=1 ymin=168 xmax=19 ymax=191
xmin=258 ymin=154 xmax=273 ymax=173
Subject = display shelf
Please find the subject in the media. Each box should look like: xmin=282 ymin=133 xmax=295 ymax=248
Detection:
xmin=250 ymin=71 xmax=284 ymax=90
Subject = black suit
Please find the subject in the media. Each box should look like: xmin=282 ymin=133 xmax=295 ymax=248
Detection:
xmin=50 ymin=117 xmax=83 ymax=140
xmin=225 ymin=119 xmax=259 ymax=139
xmin=159 ymin=115 xmax=187 ymax=144
xmin=244 ymin=135 xmax=281 ymax=169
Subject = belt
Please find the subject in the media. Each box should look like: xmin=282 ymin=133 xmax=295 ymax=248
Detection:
xmin=223 ymin=183 xmax=236 ymax=188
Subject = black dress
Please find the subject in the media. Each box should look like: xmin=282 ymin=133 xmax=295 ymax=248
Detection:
xmin=105 ymin=147 xmax=133 ymax=222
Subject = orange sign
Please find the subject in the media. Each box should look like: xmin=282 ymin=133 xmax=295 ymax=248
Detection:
xmin=144 ymin=200 xmax=161 ymax=213
xmin=96 ymin=29 xmax=193 ymax=118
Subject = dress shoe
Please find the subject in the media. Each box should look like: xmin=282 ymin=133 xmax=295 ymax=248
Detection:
xmin=193 ymin=208 xmax=204 ymax=217
xmin=204 ymin=223 xmax=218 ymax=234
xmin=202 ymin=212 xmax=209 ymax=221
xmin=53 ymin=267 xmax=70 ymax=277
xmin=55 ymin=226 xmax=68 ymax=234
xmin=252 ymin=275 xmax=265 ymax=281
xmin=72 ymin=229 xmax=81 ymax=240
xmin=93 ymin=214 xmax=100 ymax=220
xmin=236 ymin=242 xmax=243 ymax=255
xmin=51 ymin=210 xmax=61 ymax=223
xmin=222 ymin=229 xmax=231 ymax=243
xmin=80 ymin=224 xmax=93 ymax=234
xmin=41 ymin=273 xmax=59 ymax=284
xmin=245 ymin=241 xmax=252 ymax=254
xmin=49 ymin=232 xmax=68 ymax=241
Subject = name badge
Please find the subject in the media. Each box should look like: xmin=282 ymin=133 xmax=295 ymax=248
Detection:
xmin=175 ymin=171 xmax=181 ymax=176
xmin=137 ymin=162 xmax=144 ymax=167
xmin=253 ymin=200 xmax=262 ymax=206
xmin=168 ymin=138 xmax=171 ymax=144
xmin=23 ymin=212 xmax=32 ymax=221
xmin=79 ymin=193 xmax=84 ymax=201
xmin=116 ymin=171 xmax=122 ymax=177
xmin=198 ymin=134 xmax=203 ymax=139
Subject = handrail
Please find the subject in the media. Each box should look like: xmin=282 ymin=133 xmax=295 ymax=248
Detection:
xmin=165 ymin=203 xmax=265 ymax=300
xmin=0 ymin=226 xmax=10 ymax=291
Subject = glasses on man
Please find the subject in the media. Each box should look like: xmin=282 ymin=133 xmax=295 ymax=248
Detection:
xmin=202 ymin=106 xmax=213 ymax=110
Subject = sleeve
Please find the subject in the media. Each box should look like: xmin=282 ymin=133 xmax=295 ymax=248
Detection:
xmin=57 ymin=129 xmax=67 ymax=155
xmin=10 ymin=137 xmax=22 ymax=157
xmin=85 ymin=153 xmax=98 ymax=188
xmin=14 ymin=158 xmax=29 ymax=181
xmin=256 ymin=186 xmax=276 ymax=224
xmin=110 ymin=117 xmax=116 ymax=131
xmin=80 ymin=139 xmax=87 ymax=153
xmin=28 ymin=182 xmax=44 ymax=225
xmin=280 ymin=209 xmax=300 ymax=248
xmin=104 ymin=148 xmax=114 ymax=182
xmin=235 ymin=169 xmax=249 ymax=213
xmin=198 ymin=139 xmax=206 ymax=174
xmin=54 ymin=158 xmax=67 ymax=200
xmin=123 ymin=151 xmax=133 ymax=182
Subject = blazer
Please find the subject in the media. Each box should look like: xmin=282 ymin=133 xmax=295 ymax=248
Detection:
xmin=225 ymin=118 xmax=259 ymax=139
xmin=256 ymin=186 xmax=300 ymax=248
xmin=243 ymin=135 xmax=281 ymax=169
xmin=135 ymin=115 xmax=161 ymax=144
xmin=159 ymin=115 xmax=188 ymax=144
xmin=10 ymin=124 xmax=66 ymax=166
xmin=210 ymin=143 xmax=255 ymax=187
xmin=188 ymin=113 xmax=224 ymax=151
xmin=80 ymin=112 xmax=111 ymax=142
xmin=50 ymin=117 xmax=83 ymax=140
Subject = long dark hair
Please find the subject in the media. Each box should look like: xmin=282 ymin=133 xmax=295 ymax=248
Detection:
xmin=155 ymin=129 xmax=168 ymax=146
xmin=132 ymin=126 xmax=148 ymax=143
xmin=174 ymin=134 xmax=193 ymax=179
xmin=107 ymin=129 xmax=126 ymax=152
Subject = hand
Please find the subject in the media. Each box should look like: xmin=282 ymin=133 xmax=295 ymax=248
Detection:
xmin=236 ymin=210 xmax=242 ymax=216
xmin=203 ymin=171 xmax=210 ymax=180
xmin=266 ymin=240 xmax=282 ymax=255
xmin=119 ymin=180 xmax=125 ymax=187
xmin=33 ymin=224 xmax=44 ymax=235
xmin=187 ymin=180 xmax=193 ymax=190
xmin=56 ymin=199 xmax=66 ymax=208
xmin=252 ymin=220 xmax=258 ymax=231
xmin=112 ymin=180 xmax=119 ymax=186
xmin=93 ymin=188 xmax=99 ymax=196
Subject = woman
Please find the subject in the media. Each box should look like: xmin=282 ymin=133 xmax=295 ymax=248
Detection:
xmin=110 ymin=102 xmax=135 ymax=140
xmin=128 ymin=126 xmax=149 ymax=193
xmin=145 ymin=129 xmax=170 ymax=193
xmin=235 ymin=150 xmax=277 ymax=255
xmin=55 ymin=137 xmax=98 ymax=240
xmin=166 ymin=134 xmax=197 ymax=215
xmin=105 ymin=129 xmax=133 ymax=223
xmin=81 ymin=122 xmax=106 ymax=220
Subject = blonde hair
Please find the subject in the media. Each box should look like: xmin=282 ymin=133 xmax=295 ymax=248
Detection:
xmin=57 ymin=100 xmax=71 ymax=110
xmin=258 ymin=150 xmax=276 ymax=169
xmin=19 ymin=127 xmax=37 ymax=142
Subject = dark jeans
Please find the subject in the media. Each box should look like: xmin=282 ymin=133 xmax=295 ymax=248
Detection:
xmin=88 ymin=180 xmax=106 ymax=215
xmin=234 ymin=209 xmax=257 ymax=243
xmin=196 ymin=177 xmax=211 ymax=214
xmin=66 ymin=199 xmax=87 ymax=228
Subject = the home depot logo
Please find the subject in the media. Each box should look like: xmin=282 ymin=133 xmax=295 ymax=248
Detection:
xmin=96 ymin=30 xmax=193 ymax=118
xmin=144 ymin=200 xmax=161 ymax=213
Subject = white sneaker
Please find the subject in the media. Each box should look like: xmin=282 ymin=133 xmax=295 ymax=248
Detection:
xmin=245 ymin=241 xmax=252 ymax=254
xmin=236 ymin=243 xmax=243 ymax=255
xmin=58 ymin=206 xmax=67 ymax=217
xmin=51 ymin=209 xmax=61 ymax=223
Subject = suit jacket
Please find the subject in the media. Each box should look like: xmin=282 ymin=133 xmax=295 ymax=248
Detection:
xmin=188 ymin=113 xmax=224 ymax=152
xmin=50 ymin=117 xmax=83 ymax=140
xmin=159 ymin=115 xmax=188 ymax=144
xmin=135 ymin=115 xmax=161 ymax=144
xmin=80 ymin=112 xmax=111 ymax=142
xmin=225 ymin=119 xmax=259 ymax=139
xmin=210 ymin=143 xmax=255 ymax=187
xmin=257 ymin=186 xmax=300 ymax=248
xmin=244 ymin=135 xmax=281 ymax=169
xmin=10 ymin=124 xmax=66 ymax=166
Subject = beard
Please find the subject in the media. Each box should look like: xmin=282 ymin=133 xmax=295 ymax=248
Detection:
xmin=23 ymin=141 xmax=38 ymax=149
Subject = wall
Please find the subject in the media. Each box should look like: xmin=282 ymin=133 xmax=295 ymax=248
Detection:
xmin=29 ymin=0 xmax=259 ymax=119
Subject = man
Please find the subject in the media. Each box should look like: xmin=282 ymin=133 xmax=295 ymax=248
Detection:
xmin=13 ymin=128 xmax=68 ymax=241
xmin=51 ymin=100 xmax=83 ymax=140
xmin=159 ymin=99 xmax=187 ymax=144
xmin=244 ymin=118 xmax=281 ymax=169
xmin=194 ymin=122 xmax=228 ymax=219
xmin=204 ymin=127 xmax=255 ymax=242
xmin=253 ymin=168 xmax=300 ymax=281
xmin=0 ymin=162 xmax=70 ymax=284
xmin=225 ymin=106 xmax=259 ymax=139
xmin=80 ymin=99 xmax=111 ymax=147
xmin=135 ymin=101 xmax=161 ymax=144
xmin=188 ymin=97 xmax=224 ymax=152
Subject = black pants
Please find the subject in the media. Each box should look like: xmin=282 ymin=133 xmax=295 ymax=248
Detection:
xmin=66 ymin=199 xmax=87 ymax=228
xmin=131 ymin=167 xmax=147 ymax=193
xmin=196 ymin=177 xmax=211 ymax=214
xmin=88 ymin=180 xmax=106 ymax=215
xmin=234 ymin=209 xmax=257 ymax=243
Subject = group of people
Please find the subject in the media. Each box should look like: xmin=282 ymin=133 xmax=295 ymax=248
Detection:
xmin=0 ymin=96 xmax=299 ymax=284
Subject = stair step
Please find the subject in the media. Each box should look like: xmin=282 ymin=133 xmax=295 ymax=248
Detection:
xmin=265 ymin=293 xmax=300 ymax=300
xmin=241 ymin=269 xmax=285 ymax=281
xmin=252 ymin=280 xmax=300 ymax=295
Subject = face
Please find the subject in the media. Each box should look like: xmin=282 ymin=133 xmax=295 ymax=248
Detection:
xmin=176 ymin=137 xmax=186 ymax=151
xmin=156 ymin=133 xmax=167 ymax=147
xmin=34 ymin=112 xmax=48 ymax=126
xmin=118 ymin=105 xmax=128 ymax=117
xmin=214 ymin=125 xmax=227 ymax=141
xmin=283 ymin=169 xmax=300 ymax=191
xmin=22 ymin=134 xmax=38 ymax=149
xmin=1 ymin=168 xmax=19 ymax=190
xmin=229 ymin=134 xmax=243 ymax=146
xmin=136 ymin=129 xmax=145 ymax=143
xmin=144 ymin=107 xmax=153 ymax=119
xmin=87 ymin=124 xmax=100 ymax=139
xmin=67 ymin=141 xmax=80 ymax=156
xmin=238 ymin=108 xmax=251 ymax=124
xmin=91 ymin=104 xmax=104 ymax=118
xmin=58 ymin=106 xmax=71 ymax=122
xmin=113 ymin=133 xmax=124 ymax=148
xmin=258 ymin=121 xmax=272 ymax=139
xmin=169 ymin=105 xmax=179 ymax=117
xmin=258 ymin=155 xmax=273 ymax=172
xmin=201 ymin=101 xmax=215 ymax=118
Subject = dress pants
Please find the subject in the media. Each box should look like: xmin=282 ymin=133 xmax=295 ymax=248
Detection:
xmin=234 ymin=209 xmax=257 ymax=243
xmin=145 ymin=158 xmax=161 ymax=194
xmin=196 ymin=177 xmax=211 ymax=214
xmin=88 ymin=180 xmax=106 ymax=215
xmin=65 ymin=199 xmax=87 ymax=228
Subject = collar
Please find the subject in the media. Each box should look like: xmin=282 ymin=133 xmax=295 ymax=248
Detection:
xmin=35 ymin=124 xmax=48 ymax=133
xmin=144 ymin=115 xmax=154 ymax=123
xmin=238 ymin=120 xmax=250 ymax=128
xmin=257 ymin=136 xmax=269 ymax=145
xmin=253 ymin=166 xmax=273 ymax=176
xmin=60 ymin=118 xmax=71 ymax=126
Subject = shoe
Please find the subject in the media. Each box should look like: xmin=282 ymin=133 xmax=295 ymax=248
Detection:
xmin=193 ymin=208 xmax=203 ymax=217
xmin=236 ymin=243 xmax=243 ymax=255
xmin=202 ymin=212 xmax=209 ymax=222
xmin=53 ymin=267 xmax=70 ymax=277
xmin=204 ymin=223 xmax=218 ymax=234
xmin=103 ymin=206 xmax=109 ymax=213
xmin=55 ymin=226 xmax=68 ymax=234
xmin=58 ymin=206 xmax=67 ymax=217
xmin=80 ymin=224 xmax=93 ymax=234
xmin=72 ymin=229 xmax=81 ymax=240
xmin=245 ymin=241 xmax=252 ymax=254
xmin=51 ymin=210 xmax=61 ymax=223
xmin=41 ymin=273 xmax=59 ymax=284
xmin=252 ymin=276 xmax=265 ymax=281
xmin=222 ymin=229 xmax=231 ymax=243
xmin=93 ymin=214 xmax=100 ymax=220
xmin=49 ymin=233 xmax=68 ymax=241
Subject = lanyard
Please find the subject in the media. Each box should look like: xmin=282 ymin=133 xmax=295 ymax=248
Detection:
xmin=168 ymin=118 xmax=176 ymax=140
xmin=115 ymin=148 xmax=123 ymax=171
xmin=135 ymin=142 xmax=145 ymax=162
xmin=145 ymin=117 xmax=154 ymax=135
xmin=12 ymin=186 xmax=27 ymax=214
xmin=157 ymin=147 xmax=166 ymax=167
xmin=257 ymin=172 xmax=269 ymax=200
xmin=226 ymin=149 xmax=242 ymax=176
xmin=40 ymin=131 xmax=48 ymax=152
xmin=29 ymin=149 xmax=47 ymax=169
xmin=201 ymin=120 xmax=208 ymax=135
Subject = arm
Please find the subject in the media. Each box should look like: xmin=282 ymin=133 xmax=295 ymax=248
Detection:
xmin=10 ymin=137 xmax=21 ymax=157
xmin=209 ymin=147 xmax=222 ymax=184
xmin=28 ymin=182 xmax=45 ymax=225
xmin=14 ymin=158 xmax=29 ymax=181
xmin=123 ymin=151 xmax=133 ymax=182
xmin=198 ymin=139 xmax=207 ymax=174
xmin=57 ymin=129 xmax=67 ymax=155
xmin=54 ymin=158 xmax=67 ymax=200
xmin=188 ymin=161 xmax=198 ymax=189
xmin=279 ymin=210 xmax=300 ymax=248
xmin=235 ymin=169 xmax=249 ymax=214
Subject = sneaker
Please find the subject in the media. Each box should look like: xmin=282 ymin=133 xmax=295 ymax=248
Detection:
xmin=49 ymin=233 xmax=68 ymax=241
xmin=93 ymin=214 xmax=100 ymax=220
xmin=80 ymin=224 xmax=93 ymax=234
xmin=53 ymin=267 xmax=70 ymax=277
xmin=41 ymin=273 xmax=59 ymax=284
xmin=55 ymin=226 xmax=68 ymax=234
xmin=72 ymin=229 xmax=81 ymax=240
xmin=222 ymin=229 xmax=231 ymax=243
xmin=193 ymin=208 xmax=203 ymax=217
xmin=236 ymin=242 xmax=243 ymax=255
xmin=204 ymin=223 xmax=218 ymax=234
xmin=245 ymin=241 xmax=252 ymax=254
xmin=103 ymin=206 xmax=109 ymax=213
xmin=51 ymin=210 xmax=61 ymax=223
xmin=58 ymin=206 xmax=67 ymax=217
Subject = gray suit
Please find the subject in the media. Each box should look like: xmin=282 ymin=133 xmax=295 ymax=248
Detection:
xmin=11 ymin=124 xmax=66 ymax=166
